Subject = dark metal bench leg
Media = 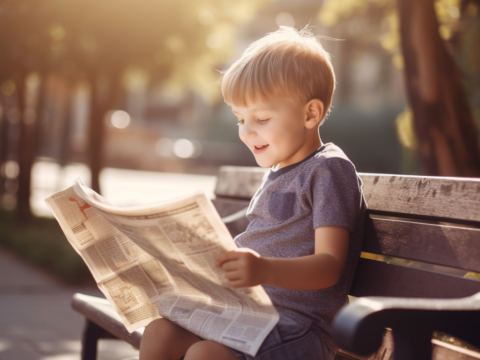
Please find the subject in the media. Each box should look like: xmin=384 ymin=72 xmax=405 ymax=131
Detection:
xmin=82 ymin=320 xmax=104 ymax=360
xmin=392 ymin=328 xmax=432 ymax=360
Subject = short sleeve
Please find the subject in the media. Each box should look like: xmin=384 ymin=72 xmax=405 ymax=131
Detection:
xmin=311 ymin=158 xmax=363 ymax=232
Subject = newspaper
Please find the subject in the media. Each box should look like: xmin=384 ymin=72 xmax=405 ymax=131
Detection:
xmin=45 ymin=179 xmax=279 ymax=356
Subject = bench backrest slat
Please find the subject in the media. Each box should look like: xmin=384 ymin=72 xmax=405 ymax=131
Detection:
xmin=212 ymin=198 xmax=250 ymax=238
xmin=364 ymin=216 xmax=480 ymax=273
xmin=361 ymin=174 xmax=480 ymax=222
xmin=214 ymin=167 xmax=480 ymax=301
xmin=215 ymin=168 xmax=480 ymax=222
xmin=350 ymin=258 xmax=480 ymax=299
xmin=215 ymin=166 xmax=267 ymax=199
xmin=212 ymin=198 xmax=250 ymax=217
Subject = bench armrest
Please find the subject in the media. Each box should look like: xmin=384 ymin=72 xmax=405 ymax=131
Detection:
xmin=71 ymin=293 xmax=143 ymax=349
xmin=332 ymin=292 xmax=480 ymax=357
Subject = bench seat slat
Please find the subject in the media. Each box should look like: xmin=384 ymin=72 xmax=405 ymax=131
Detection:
xmin=350 ymin=258 xmax=480 ymax=299
xmin=72 ymin=293 xmax=143 ymax=349
xmin=363 ymin=216 xmax=480 ymax=273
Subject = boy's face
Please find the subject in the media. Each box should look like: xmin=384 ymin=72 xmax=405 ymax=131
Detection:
xmin=231 ymin=97 xmax=313 ymax=169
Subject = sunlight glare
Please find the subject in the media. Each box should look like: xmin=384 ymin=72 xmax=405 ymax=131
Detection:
xmin=198 ymin=10 xmax=214 ymax=25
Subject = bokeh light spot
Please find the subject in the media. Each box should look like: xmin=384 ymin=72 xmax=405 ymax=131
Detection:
xmin=50 ymin=24 xmax=66 ymax=41
xmin=173 ymin=139 xmax=195 ymax=158
xmin=447 ymin=6 xmax=460 ymax=18
xmin=1 ymin=161 xmax=20 ymax=179
xmin=122 ymin=68 xmax=149 ymax=91
xmin=206 ymin=34 xmax=222 ymax=49
xmin=110 ymin=111 xmax=131 ymax=129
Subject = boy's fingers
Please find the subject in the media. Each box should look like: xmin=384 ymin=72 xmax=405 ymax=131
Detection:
xmin=216 ymin=250 xmax=240 ymax=267
xmin=228 ymin=279 xmax=245 ymax=288
xmin=225 ymin=270 xmax=242 ymax=281
xmin=221 ymin=261 xmax=239 ymax=272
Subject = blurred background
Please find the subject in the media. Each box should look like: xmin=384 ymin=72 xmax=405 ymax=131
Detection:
xmin=0 ymin=0 xmax=479 ymax=358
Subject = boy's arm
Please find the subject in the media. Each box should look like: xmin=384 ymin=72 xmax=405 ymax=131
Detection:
xmin=216 ymin=226 xmax=349 ymax=290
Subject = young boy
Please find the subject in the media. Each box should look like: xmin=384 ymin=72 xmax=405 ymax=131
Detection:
xmin=140 ymin=26 xmax=366 ymax=360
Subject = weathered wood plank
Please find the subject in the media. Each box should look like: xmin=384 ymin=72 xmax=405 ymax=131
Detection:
xmin=212 ymin=198 xmax=250 ymax=238
xmin=360 ymin=174 xmax=480 ymax=222
xmin=432 ymin=339 xmax=480 ymax=360
xmin=363 ymin=216 xmax=480 ymax=273
xmin=215 ymin=166 xmax=267 ymax=199
xmin=212 ymin=198 xmax=250 ymax=218
xmin=215 ymin=167 xmax=480 ymax=222
xmin=71 ymin=293 xmax=143 ymax=349
xmin=350 ymin=258 xmax=480 ymax=299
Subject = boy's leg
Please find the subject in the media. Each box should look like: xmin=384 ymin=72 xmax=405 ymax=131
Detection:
xmin=139 ymin=318 xmax=201 ymax=360
xmin=185 ymin=341 xmax=240 ymax=360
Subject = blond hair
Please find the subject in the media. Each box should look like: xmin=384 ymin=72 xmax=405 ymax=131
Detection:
xmin=221 ymin=26 xmax=336 ymax=121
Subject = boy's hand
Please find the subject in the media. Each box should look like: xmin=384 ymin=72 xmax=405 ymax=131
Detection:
xmin=216 ymin=248 xmax=267 ymax=288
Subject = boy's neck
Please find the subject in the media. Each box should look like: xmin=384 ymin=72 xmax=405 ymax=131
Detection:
xmin=275 ymin=136 xmax=323 ymax=170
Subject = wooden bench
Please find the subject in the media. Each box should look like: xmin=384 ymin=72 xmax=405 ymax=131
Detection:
xmin=72 ymin=166 xmax=480 ymax=360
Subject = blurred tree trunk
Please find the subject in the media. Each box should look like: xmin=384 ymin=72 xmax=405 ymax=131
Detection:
xmin=397 ymin=0 xmax=480 ymax=177
xmin=0 ymin=93 xmax=8 ymax=199
xmin=16 ymin=73 xmax=33 ymax=220
xmin=0 ymin=83 xmax=18 ymax=202
xmin=59 ymin=81 xmax=73 ymax=168
xmin=88 ymin=72 xmax=120 ymax=194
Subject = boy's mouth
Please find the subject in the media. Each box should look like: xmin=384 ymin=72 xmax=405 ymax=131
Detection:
xmin=253 ymin=145 xmax=269 ymax=154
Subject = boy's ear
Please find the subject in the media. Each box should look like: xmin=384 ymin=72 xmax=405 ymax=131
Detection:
xmin=304 ymin=99 xmax=324 ymax=129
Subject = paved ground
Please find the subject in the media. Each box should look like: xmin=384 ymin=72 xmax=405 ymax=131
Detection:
xmin=1 ymin=169 xmax=218 ymax=360
xmin=0 ymin=248 xmax=140 ymax=360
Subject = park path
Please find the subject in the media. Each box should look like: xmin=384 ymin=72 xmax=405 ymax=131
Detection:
xmin=0 ymin=169 xmax=218 ymax=360
xmin=0 ymin=248 xmax=140 ymax=360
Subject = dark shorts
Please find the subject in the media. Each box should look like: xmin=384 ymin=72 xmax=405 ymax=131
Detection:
xmin=227 ymin=312 xmax=333 ymax=360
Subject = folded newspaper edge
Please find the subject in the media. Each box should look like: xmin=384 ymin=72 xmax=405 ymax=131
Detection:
xmin=45 ymin=179 xmax=279 ymax=356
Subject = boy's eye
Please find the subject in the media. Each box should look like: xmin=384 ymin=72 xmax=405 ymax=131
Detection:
xmin=237 ymin=119 xmax=244 ymax=126
xmin=257 ymin=118 xmax=269 ymax=123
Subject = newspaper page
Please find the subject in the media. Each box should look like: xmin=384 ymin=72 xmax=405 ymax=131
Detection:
xmin=45 ymin=179 xmax=279 ymax=356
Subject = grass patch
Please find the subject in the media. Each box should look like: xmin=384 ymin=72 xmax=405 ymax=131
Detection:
xmin=0 ymin=208 xmax=93 ymax=284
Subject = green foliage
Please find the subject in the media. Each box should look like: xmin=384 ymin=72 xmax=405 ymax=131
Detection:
xmin=318 ymin=0 xmax=480 ymax=161
xmin=317 ymin=0 xmax=477 ymax=68
xmin=0 ymin=208 xmax=93 ymax=284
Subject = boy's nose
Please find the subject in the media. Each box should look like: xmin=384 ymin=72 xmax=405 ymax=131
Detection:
xmin=240 ymin=123 xmax=256 ymax=139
